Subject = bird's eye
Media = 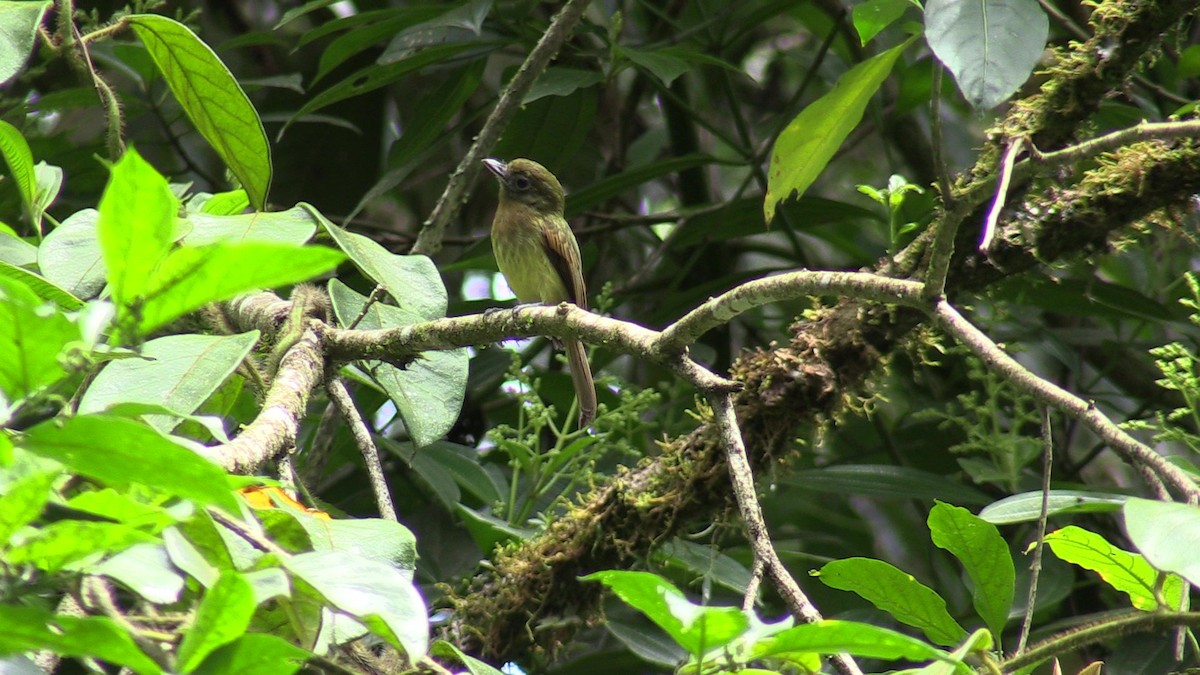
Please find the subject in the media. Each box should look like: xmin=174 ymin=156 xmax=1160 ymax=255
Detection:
xmin=514 ymin=176 xmax=531 ymax=190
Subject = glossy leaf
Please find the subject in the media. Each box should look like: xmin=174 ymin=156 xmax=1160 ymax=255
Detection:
xmin=79 ymin=332 xmax=260 ymax=434
xmin=38 ymin=209 xmax=105 ymax=299
xmin=129 ymin=14 xmax=272 ymax=209
xmin=853 ymin=0 xmax=915 ymax=45
xmin=1123 ymin=498 xmax=1200 ymax=591
xmin=182 ymin=206 xmax=319 ymax=246
xmin=97 ymin=148 xmax=176 ymax=312
xmin=925 ymin=0 xmax=1048 ymax=109
xmin=91 ymin=544 xmax=186 ymax=605
xmin=0 ymin=119 xmax=37 ymax=227
xmin=0 ymin=259 xmax=81 ymax=309
xmin=1045 ymin=525 xmax=1185 ymax=611
xmin=0 ymin=605 xmax=161 ymax=674
xmin=191 ymin=633 xmax=310 ymax=675
xmin=284 ymin=550 xmax=429 ymax=658
xmin=0 ymin=275 xmax=76 ymax=401
xmin=751 ymin=619 xmax=949 ymax=662
xmin=19 ymin=415 xmax=240 ymax=513
xmin=582 ymin=570 xmax=749 ymax=656
xmin=0 ymin=1 xmax=51 ymax=85
xmin=927 ymin=502 xmax=1014 ymax=644
xmin=137 ymin=241 xmax=345 ymax=333
xmin=979 ymin=490 xmax=1129 ymax=524
xmin=6 ymin=520 xmax=157 ymax=572
xmin=816 ymin=557 xmax=967 ymax=646
xmin=328 ymin=281 xmax=466 ymax=447
xmin=765 ymin=39 xmax=913 ymax=223
xmin=176 ymin=572 xmax=257 ymax=673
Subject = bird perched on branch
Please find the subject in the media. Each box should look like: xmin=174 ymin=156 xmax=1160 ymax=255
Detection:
xmin=483 ymin=157 xmax=596 ymax=427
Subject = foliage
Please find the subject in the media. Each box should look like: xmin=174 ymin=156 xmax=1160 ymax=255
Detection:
xmin=0 ymin=0 xmax=1199 ymax=674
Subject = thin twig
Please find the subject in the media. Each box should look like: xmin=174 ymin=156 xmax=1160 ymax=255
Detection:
xmin=708 ymin=393 xmax=863 ymax=675
xmin=412 ymin=0 xmax=593 ymax=256
xmin=1016 ymin=407 xmax=1053 ymax=654
xmin=930 ymin=65 xmax=953 ymax=208
xmin=327 ymin=377 xmax=398 ymax=521
xmin=932 ymin=300 xmax=1200 ymax=501
xmin=979 ymin=138 xmax=1026 ymax=253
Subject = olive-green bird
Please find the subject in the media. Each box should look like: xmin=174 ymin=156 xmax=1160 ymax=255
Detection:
xmin=483 ymin=157 xmax=596 ymax=427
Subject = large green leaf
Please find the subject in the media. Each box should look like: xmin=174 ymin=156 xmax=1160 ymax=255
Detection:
xmin=318 ymin=216 xmax=447 ymax=320
xmin=1123 ymin=498 xmax=1200 ymax=592
xmin=311 ymin=6 xmax=445 ymax=84
xmin=5 ymin=520 xmax=157 ymax=572
xmin=816 ymin=557 xmax=966 ymax=646
xmin=0 ymin=119 xmax=37 ymax=227
xmin=927 ymin=502 xmax=1014 ymax=645
xmin=78 ymin=332 xmax=260 ymax=434
xmin=97 ymin=148 xmax=176 ymax=313
xmin=176 ymin=572 xmax=257 ymax=673
xmin=19 ymin=415 xmax=240 ymax=513
xmin=283 ymin=550 xmax=429 ymax=658
xmin=751 ymin=620 xmax=950 ymax=663
xmin=191 ymin=633 xmax=310 ymax=675
xmin=925 ymin=0 xmax=1048 ymax=109
xmin=764 ymin=39 xmax=914 ymax=223
xmin=582 ymin=570 xmax=749 ymax=656
xmin=329 ymin=281 xmax=466 ymax=447
xmin=38 ymin=208 xmax=105 ymax=299
xmin=979 ymin=490 xmax=1129 ymax=524
xmin=137 ymin=242 xmax=345 ymax=333
xmin=91 ymin=543 xmax=185 ymax=604
xmin=181 ymin=205 xmax=320 ymax=246
xmin=0 ymin=259 xmax=81 ymax=309
xmin=1045 ymin=525 xmax=1185 ymax=611
xmin=0 ymin=470 xmax=58 ymax=544
xmin=0 ymin=1 xmax=51 ymax=85
xmin=0 ymin=275 xmax=76 ymax=402
xmin=0 ymin=604 xmax=161 ymax=674
xmin=129 ymin=14 xmax=272 ymax=209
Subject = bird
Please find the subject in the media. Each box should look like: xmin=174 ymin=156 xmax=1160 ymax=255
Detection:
xmin=482 ymin=157 xmax=596 ymax=427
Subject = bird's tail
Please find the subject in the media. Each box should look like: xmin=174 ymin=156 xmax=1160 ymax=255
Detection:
xmin=564 ymin=338 xmax=596 ymax=427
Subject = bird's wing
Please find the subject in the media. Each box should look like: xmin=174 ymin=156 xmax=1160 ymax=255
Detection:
xmin=541 ymin=218 xmax=588 ymax=310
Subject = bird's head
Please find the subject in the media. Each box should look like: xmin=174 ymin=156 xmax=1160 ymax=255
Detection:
xmin=483 ymin=158 xmax=565 ymax=214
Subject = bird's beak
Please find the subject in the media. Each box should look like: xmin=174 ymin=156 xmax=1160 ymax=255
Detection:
xmin=482 ymin=158 xmax=507 ymax=179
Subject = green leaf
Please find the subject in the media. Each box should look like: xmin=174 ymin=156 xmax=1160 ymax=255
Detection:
xmin=1045 ymin=525 xmax=1185 ymax=611
xmin=289 ymin=42 xmax=482 ymax=130
xmin=283 ymin=550 xmax=429 ymax=658
xmin=565 ymin=154 xmax=716 ymax=218
xmin=0 ymin=469 xmax=58 ymax=543
xmin=6 ymin=520 xmax=157 ymax=572
xmin=138 ymin=241 xmax=345 ymax=333
xmin=191 ymin=633 xmax=310 ymax=675
xmin=328 ymin=281 xmax=466 ymax=447
xmin=317 ymin=214 xmax=447 ymax=319
xmin=430 ymin=641 xmax=505 ymax=675
xmin=195 ymin=189 xmax=249 ymax=215
xmin=816 ymin=557 xmax=967 ymax=646
xmin=853 ymin=0 xmax=915 ymax=45
xmin=0 ymin=119 xmax=37 ymax=228
xmin=0 ymin=259 xmax=82 ymax=309
xmin=582 ymin=570 xmax=749 ymax=656
xmin=312 ymin=7 xmax=444 ymax=84
xmin=523 ymin=67 xmax=604 ymax=104
xmin=417 ymin=441 xmax=504 ymax=504
xmin=979 ymin=490 xmax=1129 ymax=524
xmin=38 ymin=208 xmax=106 ymax=299
xmin=1123 ymin=498 xmax=1200 ymax=592
xmin=78 ymin=332 xmax=259 ymax=434
xmin=19 ymin=415 xmax=240 ymax=513
xmin=0 ymin=604 xmax=161 ymax=674
xmin=925 ymin=0 xmax=1048 ymax=110
xmin=129 ymin=14 xmax=272 ymax=209
xmin=655 ymin=538 xmax=752 ymax=595
xmin=0 ymin=1 xmax=51 ymax=85
xmin=786 ymin=465 xmax=991 ymax=505
xmin=91 ymin=543 xmax=185 ymax=604
xmin=66 ymin=489 xmax=177 ymax=530
xmin=927 ymin=502 xmax=1014 ymax=645
xmin=292 ymin=512 xmax=417 ymax=571
xmin=0 ymin=229 xmax=35 ymax=267
xmin=177 ymin=572 xmax=257 ymax=673
xmin=622 ymin=46 xmax=690 ymax=85
xmin=764 ymin=38 xmax=914 ymax=223
xmin=97 ymin=147 xmax=177 ymax=312
xmin=455 ymin=504 xmax=534 ymax=553
xmin=751 ymin=619 xmax=949 ymax=662
xmin=0 ymin=275 xmax=77 ymax=402
xmin=182 ymin=204 xmax=320 ymax=246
